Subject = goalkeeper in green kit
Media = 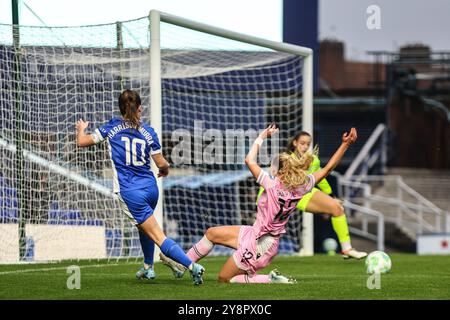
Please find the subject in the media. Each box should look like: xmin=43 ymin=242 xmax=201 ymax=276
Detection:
xmin=257 ymin=130 xmax=367 ymax=259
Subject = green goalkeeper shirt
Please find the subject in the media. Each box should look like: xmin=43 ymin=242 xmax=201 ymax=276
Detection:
xmin=305 ymin=154 xmax=332 ymax=195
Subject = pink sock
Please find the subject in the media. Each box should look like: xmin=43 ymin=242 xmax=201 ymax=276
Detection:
xmin=230 ymin=274 xmax=270 ymax=284
xmin=187 ymin=236 xmax=214 ymax=262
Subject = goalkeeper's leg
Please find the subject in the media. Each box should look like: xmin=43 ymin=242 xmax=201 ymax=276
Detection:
xmin=304 ymin=190 xmax=367 ymax=260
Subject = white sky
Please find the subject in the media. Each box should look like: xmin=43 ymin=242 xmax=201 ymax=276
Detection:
xmin=319 ymin=0 xmax=450 ymax=61
xmin=0 ymin=0 xmax=448 ymax=61
xmin=0 ymin=0 xmax=283 ymax=41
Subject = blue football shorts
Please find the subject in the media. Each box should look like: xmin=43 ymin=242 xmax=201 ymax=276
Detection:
xmin=117 ymin=186 xmax=159 ymax=225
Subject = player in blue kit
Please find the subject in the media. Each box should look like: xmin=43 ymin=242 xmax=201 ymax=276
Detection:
xmin=75 ymin=89 xmax=205 ymax=285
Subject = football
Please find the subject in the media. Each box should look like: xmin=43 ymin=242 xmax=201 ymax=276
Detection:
xmin=365 ymin=251 xmax=392 ymax=274
xmin=323 ymin=238 xmax=338 ymax=255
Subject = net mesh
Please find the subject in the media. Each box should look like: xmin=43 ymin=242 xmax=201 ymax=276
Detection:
xmin=0 ymin=15 xmax=305 ymax=262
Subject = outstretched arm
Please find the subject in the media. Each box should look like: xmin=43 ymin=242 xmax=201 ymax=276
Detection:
xmin=312 ymin=128 xmax=357 ymax=184
xmin=245 ymin=123 xmax=279 ymax=180
xmin=76 ymin=119 xmax=95 ymax=147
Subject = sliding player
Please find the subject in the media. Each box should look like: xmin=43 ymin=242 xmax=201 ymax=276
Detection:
xmin=75 ymin=89 xmax=205 ymax=285
xmin=161 ymin=124 xmax=358 ymax=283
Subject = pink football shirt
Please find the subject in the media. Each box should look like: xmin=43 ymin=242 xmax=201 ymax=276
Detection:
xmin=253 ymin=170 xmax=315 ymax=239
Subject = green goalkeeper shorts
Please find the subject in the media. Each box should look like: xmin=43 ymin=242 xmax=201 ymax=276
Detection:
xmin=296 ymin=187 xmax=319 ymax=212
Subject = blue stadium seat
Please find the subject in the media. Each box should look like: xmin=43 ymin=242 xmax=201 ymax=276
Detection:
xmin=0 ymin=183 xmax=18 ymax=223
xmin=105 ymin=229 xmax=122 ymax=257
xmin=48 ymin=209 xmax=82 ymax=225
xmin=129 ymin=237 xmax=142 ymax=257
xmin=24 ymin=236 xmax=35 ymax=261
xmin=47 ymin=206 xmax=103 ymax=226
xmin=278 ymin=238 xmax=299 ymax=254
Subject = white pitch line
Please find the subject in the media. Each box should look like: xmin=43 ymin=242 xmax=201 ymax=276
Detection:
xmin=0 ymin=262 xmax=138 ymax=276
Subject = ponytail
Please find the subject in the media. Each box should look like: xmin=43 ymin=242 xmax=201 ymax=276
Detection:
xmin=118 ymin=89 xmax=141 ymax=129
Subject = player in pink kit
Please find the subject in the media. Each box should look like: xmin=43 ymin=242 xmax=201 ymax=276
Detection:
xmin=161 ymin=124 xmax=358 ymax=284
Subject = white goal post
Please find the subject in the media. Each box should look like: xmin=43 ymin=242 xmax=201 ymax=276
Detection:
xmin=149 ymin=10 xmax=314 ymax=257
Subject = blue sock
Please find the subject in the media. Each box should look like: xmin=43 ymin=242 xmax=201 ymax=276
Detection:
xmin=139 ymin=231 xmax=154 ymax=266
xmin=160 ymin=238 xmax=192 ymax=269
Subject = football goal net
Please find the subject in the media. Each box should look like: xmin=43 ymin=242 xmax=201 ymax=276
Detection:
xmin=0 ymin=10 xmax=313 ymax=263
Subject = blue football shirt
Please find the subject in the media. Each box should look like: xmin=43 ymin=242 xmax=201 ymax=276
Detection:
xmin=92 ymin=118 xmax=161 ymax=193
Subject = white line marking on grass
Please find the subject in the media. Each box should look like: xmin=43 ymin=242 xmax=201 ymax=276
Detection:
xmin=0 ymin=257 xmax=224 ymax=276
xmin=0 ymin=262 xmax=137 ymax=276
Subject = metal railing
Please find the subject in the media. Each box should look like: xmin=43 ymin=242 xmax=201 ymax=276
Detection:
xmin=329 ymin=123 xmax=388 ymax=250
xmin=342 ymin=199 xmax=385 ymax=252
xmin=337 ymin=115 xmax=449 ymax=249
xmin=332 ymin=172 xmax=385 ymax=250
xmin=341 ymin=175 xmax=450 ymax=238
xmin=344 ymin=123 xmax=387 ymax=182
xmin=335 ymin=122 xmax=449 ymax=249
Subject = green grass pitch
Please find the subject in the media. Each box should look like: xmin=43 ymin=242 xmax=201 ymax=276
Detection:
xmin=0 ymin=254 xmax=449 ymax=300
